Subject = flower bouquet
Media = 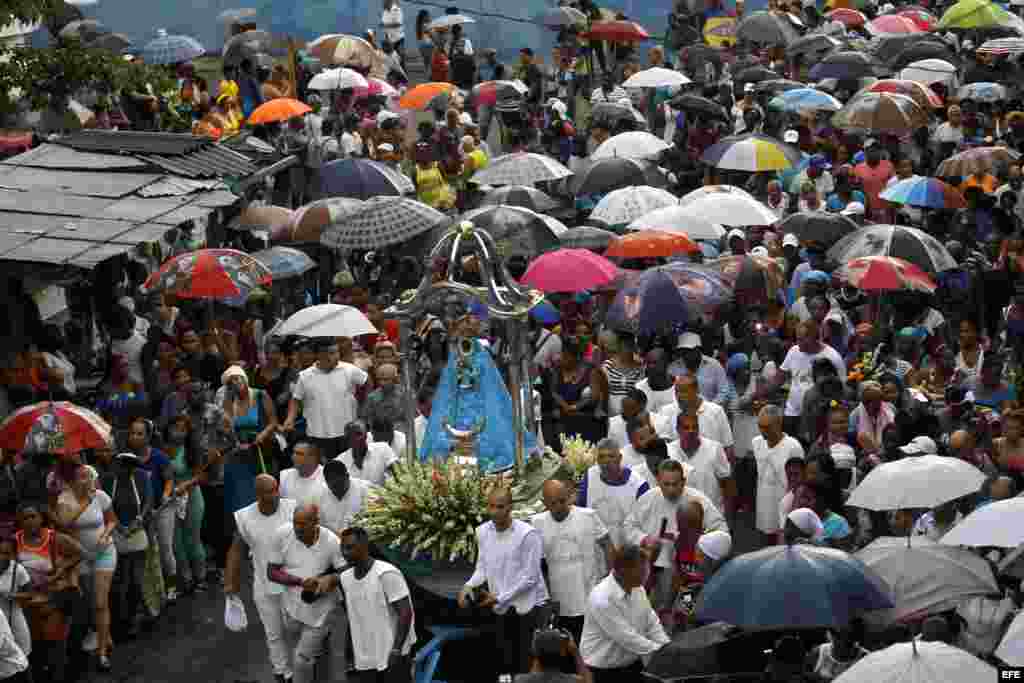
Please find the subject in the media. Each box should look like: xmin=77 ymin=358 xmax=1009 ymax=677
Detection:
xmin=557 ymin=434 xmax=597 ymax=483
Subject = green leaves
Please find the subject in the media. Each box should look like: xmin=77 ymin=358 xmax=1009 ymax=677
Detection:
xmin=0 ymin=0 xmax=64 ymax=35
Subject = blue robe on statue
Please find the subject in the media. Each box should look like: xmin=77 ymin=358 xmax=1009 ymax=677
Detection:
xmin=418 ymin=338 xmax=535 ymax=473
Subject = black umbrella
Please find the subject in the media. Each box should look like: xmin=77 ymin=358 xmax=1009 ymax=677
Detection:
xmin=892 ymin=43 xmax=960 ymax=70
xmin=481 ymin=185 xmax=562 ymax=213
xmin=645 ymin=623 xmax=737 ymax=680
xmin=736 ymin=11 xmax=801 ymax=46
xmin=681 ymin=44 xmax=724 ymax=67
xmin=776 ymin=211 xmax=859 ymax=248
xmin=413 ymin=205 xmax=563 ymax=259
xmin=734 ymin=65 xmax=782 ymax=84
xmin=669 ymin=94 xmax=730 ymax=122
xmin=873 ymin=33 xmax=942 ymax=64
xmin=572 ymin=158 xmax=669 ymax=196
xmin=223 ymin=30 xmax=274 ymax=67
xmin=754 ymin=78 xmax=806 ymax=95
xmin=809 ymin=50 xmax=885 ymax=81
xmin=559 ymin=226 xmax=618 ymax=251
xmin=787 ymin=33 xmax=842 ymax=60
xmin=590 ymin=102 xmax=646 ymax=130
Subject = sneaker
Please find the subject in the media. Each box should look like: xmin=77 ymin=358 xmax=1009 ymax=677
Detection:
xmin=97 ymin=653 xmax=112 ymax=671
xmin=166 ymin=588 xmax=178 ymax=604
xmin=82 ymin=630 xmax=98 ymax=652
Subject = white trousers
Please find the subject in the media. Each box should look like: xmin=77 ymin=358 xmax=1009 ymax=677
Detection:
xmin=254 ymin=593 xmax=292 ymax=679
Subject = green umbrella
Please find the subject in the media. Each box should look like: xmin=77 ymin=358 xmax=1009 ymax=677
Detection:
xmin=938 ymin=0 xmax=1013 ymax=29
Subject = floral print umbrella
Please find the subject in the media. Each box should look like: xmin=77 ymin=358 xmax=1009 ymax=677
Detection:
xmin=0 ymin=401 xmax=112 ymax=454
xmin=141 ymin=248 xmax=273 ymax=299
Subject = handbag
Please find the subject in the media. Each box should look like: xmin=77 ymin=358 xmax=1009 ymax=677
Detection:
xmin=224 ymin=593 xmax=248 ymax=632
xmin=111 ymin=474 xmax=149 ymax=553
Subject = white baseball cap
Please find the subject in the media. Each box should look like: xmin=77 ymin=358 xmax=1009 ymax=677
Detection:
xmin=677 ymin=332 xmax=702 ymax=349
xmin=697 ymin=531 xmax=733 ymax=561
xmin=727 ymin=228 xmax=746 ymax=242
xmin=750 ymin=246 xmax=769 ymax=258
xmin=744 ymin=83 xmax=755 ymax=93
xmin=841 ymin=201 xmax=865 ymax=216
xmin=787 ymin=508 xmax=825 ymax=541
xmin=783 ymin=233 xmax=800 ymax=248
xmin=784 ymin=129 xmax=799 ymax=143
xmin=830 ymin=443 xmax=856 ymax=469
xmin=899 ymin=435 xmax=938 ymax=455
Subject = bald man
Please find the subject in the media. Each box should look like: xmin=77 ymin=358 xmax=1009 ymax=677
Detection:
xmin=267 ymin=502 xmax=346 ymax=683
xmin=532 ymin=479 xmax=612 ymax=643
xmin=227 ymin=474 xmax=298 ymax=683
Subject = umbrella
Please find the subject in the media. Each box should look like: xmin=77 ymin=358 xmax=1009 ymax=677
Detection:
xmin=826 ymin=7 xmax=868 ymax=27
xmin=701 ymin=134 xmax=802 ymax=172
xmin=141 ymin=29 xmax=205 ymax=65
xmin=622 ymin=67 xmax=691 ymax=89
xmin=941 ymin=498 xmax=1024 ymax=547
xmin=832 ymin=92 xmax=927 ymax=133
xmin=454 ymin=205 xmax=564 ymax=257
xmin=835 ymin=640 xmax=995 ymax=682
xmin=892 ymin=42 xmax=960 ymax=69
xmin=937 ymin=146 xmax=1020 ymax=177
xmin=846 ymin=455 xmax=985 ymax=511
xmin=538 ymin=5 xmax=587 ymax=28
xmin=592 ymin=132 xmax=671 ymax=161
xmin=607 ymin=231 xmax=700 ymax=259
xmin=695 ymin=543 xmax=894 ymax=630
xmin=736 ymin=11 xmax=801 ymax=45
xmin=879 ymin=176 xmax=966 ymax=209
xmin=582 ymin=20 xmax=650 ymax=43
xmin=248 ymin=98 xmax=311 ymax=124
xmin=141 ymin=248 xmax=272 ymax=299
xmin=355 ymin=77 xmax=399 ymax=99
xmin=776 ymin=211 xmax=859 ymax=247
xmin=645 ymin=622 xmax=742 ymax=680
xmin=898 ymin=8 xmax=938 ymax=31
xmin=754 ymin=79 xmax=807 ymax=95
xmin=590 ymin=186 xmax=678 ymax=227
xmin=222 ymin=29 xmax=273 ymax=67
xmin=472 ymin=152 xmax=573 ymax=187
xmin=399 ymin=82 xmax=458 ymax=110
xmin=571 ymin=158 xmax=666 ymax=196
xmin=606 ymin=269 xmax=690 ymax=334
xmin=232 ymin=205 xmax=295 ymax=232
xmin=868 ymin=15 xmax=922 ymax=34
xmin=676 ymin=194 xmax=778 ymax=227
xmin=320 ymin=158 xmax=413 ymax=199
xmin=286 ymin=197 xmax=365 ymax=243
xmin=938 ymin=0 xmax=1014 ymax=29
xmin=319 ymin=197 xmax=446 ymax=250
xmin=481 ymin=185 xmax=561 ymax=213
xmin=865 ymin=79 xmax=943 ymax=109
xmin=958 ymin=81 xmax=1009 ymax=102
xmin=855 ymin=537 xmax=999 ymax=625
xmin=835 ymin=255 xmax=937 ymax=293
xmin=655 ymin=261 xmax=734 ymax=310
xmin=250 ymin=246 xmax=317 ymax=279
xmin=786 ymin=34 xmax=842 ymax=60
xmin=427 ymin=14 xmax=475 ymax=30
xmin=84 ymin=32 xmax=132 ymax=52
xmin=668 ymin=94 xmax=729 ymax=122
xmin=899 ymin=58 xmax=958 ymax=87
xmin=707 ymin=254 xmax=786 ymax=303
xmin=469 ymin=80 xmax=529 ymax=107
xmin=275 ymin=303 xmax=377 ymax=338
xmin=59 ymin=18 xmax=104 ymax=41
xmin=680 ymin=185 xmax=756 ymax=206
xmin=998 ymin=611 xmax=1024 ymax=665
xmin=735 ymin=66 xmax=782 ymax=84
xmin=520 ymin=249 xmax=619 ymax=292
xmin=703 ymin=16 xmax=738 ymax=48
xmin=218 ymin=8 xmax=258 ymax=22
xmin=307 ymin=67 xmax=369 ymax=91
xmin=978 ymin=36 xmax=1024 ymax=56
xmin=628 ymin=206 xmax=726 ymax=241
xmin=559 ymin=226 xmax=617 ymax=251
xmin=769 ymin=88 xmax=843 ymax=113
xmin=829 ymin=224 xmax=957 ymax=274
xmin=314 ymin=35 xmax=392 ymax=77
xmin=590 ymin=101 xmax=647 ymax=129
xmin=810 ymin=51 xmax=884 ymax=81
xmin=0 ymin=402 xmax=112 ymax=455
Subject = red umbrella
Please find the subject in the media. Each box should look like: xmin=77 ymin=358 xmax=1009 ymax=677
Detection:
xmin=582 ymin=20 xmax=650 ymax=43
xmin=835 ymin=255 xmax=936 ymax=293
xmin=826 ymin=8 xmax=867 ymax=27
xmin=898 ymin=8 xmax=938 ymax=31
xmin=141 ymin=248 xmax=273 ymax=300
xmin=867 ymin=79 xmax=943 ymax=109
xmin=520 ymin=248 xmax=619 ymax=293
xmin=0 ymin=401 xmax=112 ymax=454
xmin=868 ymin=14 xmax=923 ymax=34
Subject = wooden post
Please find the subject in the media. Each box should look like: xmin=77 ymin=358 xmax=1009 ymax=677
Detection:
xmin=399 ymin=319 xmax=418 ymax=462
xmin=288 ymin=38 xmax=299 ymax=97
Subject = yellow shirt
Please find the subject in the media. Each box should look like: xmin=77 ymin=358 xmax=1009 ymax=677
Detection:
xmin=416 ymin=164 xmax=454 ymax=209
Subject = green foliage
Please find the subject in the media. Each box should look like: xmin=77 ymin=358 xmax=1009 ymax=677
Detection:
xmin=0 ymin=0 xmax=63 ymax=35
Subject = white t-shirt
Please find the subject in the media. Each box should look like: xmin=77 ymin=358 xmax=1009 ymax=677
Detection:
xmin=337 ymin=443 xmax=398 ymax=486
xmin=42 ymin=352 xmax=76 ymax=395
xmin=268 ymin=524 xmax=344 ymax=628
xmin=279 ymin=465 xmax=328 ymax=506
xmin=111 ymin=331 xmax=147 ymax=386
xmin=531 ymin=507 xmax=609 ymax=617
xmin=234 ymin=498 xmax=298 ymax=598
xmin=668 ymin=437 xmax=731 ymax=512
xmin=780 ymin=344 xmax=846 ymax=417
xmin=636 ymin=378 xmax=675 ymax=415
xmin=381 ymin=5 xmax=404 ymax=44
xmin=340 ymin=560 xmax=416 ymax=671
xmin=656 ymin=400 xmax=733 ymax=449
xmin=0 ymin=563 xmax=31 ymax=657
xmin=388 ymin=431 xmax=407 ymax=460
xmin=606 ymin=415 xmax=629 ymax=450
xmin=0 ymin=608 xmax=27 ymax=679
xmin=293 ymin=362 xmax=368 ymax=438
xmin=59 ymin=489 xmax=112 ymax=557
xmin=580 ymin=465 xmax=647 ymax=548
xmin=753 ymin=435 xmax=805 ymax=534
xmin=319 ymin=478 xmax=371 ymax=534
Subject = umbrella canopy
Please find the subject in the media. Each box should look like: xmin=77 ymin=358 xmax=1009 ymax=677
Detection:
xmin=777 ymin=211 xmax=859 ymax=247
xmin=941 ymin=498 xmax=1024 ymax=547
xmin=233 ymin=205 xmax=294 ymax=232
xmin=592 ymin=131 xmax=671 ymax=161
xmin=399 ymin=81 xmax=458 ymax=110
xmin=832 ymin=92 xmax=927 ymax=133
xmin=868 ymin=15 xmax=922 ymax=34
xmin=628 ymin=206 xmax=726 ymax=241
xmin=427 ymin=13 xmax=475 ymax=30
xmin=472 ymin=153 xmax=573 ymax=187
xmin=559 ymin=226 xmax=617 ymax=251
xmin=826 ymin=8 xmax=868 ymax=26
xmin=320 ymin=158 xmax=413 ymax=199
xmin=879 ymin=176 xmax=965 ymax=209
xmin=834 ymin=255 xmax=937 ymax=293
xmin=276 ymin=304 xmax=377 ymax=338
xmin=538 ymin=5 xmax=587 ymax=28
xmin=702 ymin=134 xmax=802 ymax=172
xmin=899 ymin=58 xmax=958 ymax=87
xmin=655 ymin=261 xmax=735 ymax=310
xmin=606 ymin=269 xmax=690 ymax=335
xmin=141 ymin=248 xmax=272 ymax=299
xmin=622 ymin=67 xmax=691 ymax=89
xmin=668 ymin=94 xmax=730 ymax=121
xmin=676 ymin=194 xmax=778 ymax=227
xmin=590 ymin=186 xmax=678 ymax=227
xmin=481 ymin=185 xmax=560 ymax=213
xmin=892 ymin=42 xmax=960 ymax=69
xmin=680 ymin=185 xmax=756 ymax=206
xmin=695 ymin=543 xmax=894 ymax=630
xmin=521 ymin=249 xmax=619 ymax=293
xmin=786 ymin=34 xmax=842 ymax=60
xmin=222 ymin=29 xmax=273 ymax=67
xmin=855 ymin=537 xmax=999 ymax=625
xmin=829 ymin=224 xmax=957 ymax=274
xmin=307 ymin=67 xmax=369 ymax=91
xmin=590 ymin=101 xmax=647 ymax=129
xmin=898 ymin=8 xmax=938 ymax=30
xmin=978 ymin=36 xmax=1024 ymax=56
xmin=645 ymin=622 xmax=741 ymax=680
xmin=769 ymin=88 xmax=844 ymax=113
xmin=319 ymin=197 xmax=445 ymax=250
xmin=218 ymin=7 xmax=258 ymax=22
xmin=453 ymin=205 xmax=564 ymax=257
xmin=582 ymin=20 xmax=650 ymax=43
xmin=703 ymin=16 xmax=737 ymax=47
xmin=84 ymin=32 xmax=132 ymax=52
xmin=141 ymin=29 xmax=204 ymax=65
xmin=0 ymin=402 xmax=112 ymax=455
xmin=958 ymin=81 xmax=1009 ymax=102
xmin=754 ymin=79 xmax=807 ymax=95
xmin=847 ymin=455 xmax=986 ymax=511
xmin=938 ymin=146 xmax=1020 ymax=177
xmin=286 ymin=197 xmax=365 ymax=243
xmin=355 ymin=77 xmax=398 ymax=99
xmin=810 ymin=50 xmax=882 ymax=81
xmin=997 ymin=611 xmax=1024 ymax=666
xmin=59 ymin=18 xmax=104 ymax=41
xmin=737 ymin=11 xmax=800 ymax=45
xmin=606 ymin=231 xmax=700 ymax=259
xmin=248 ymin=98 xmax=311 ymax=124
xmin=707 ymin=254 xmax=786 ymax=304
xmin=735 ymin=65 xmax=783 ymax=84
xmin=835 ymin=640 xmax=995 ymax=682
xmin=865 ymin=79 xmax=943 ymax=109
xmin=938 ymin=0 xmax=1014 ymax=29
xmin=469 ymin=79 xmax=529 ymax=107
xmin=571 ymin=158 xmax=667 ymax=196
xmin=249 ymin=246 xmax=317 ymax=279
xmin=315 ymin=35 xmax=393 ymax=77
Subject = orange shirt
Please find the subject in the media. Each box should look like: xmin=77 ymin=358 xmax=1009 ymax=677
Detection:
xmin=960 ymin=174 xmax=998 ymax=195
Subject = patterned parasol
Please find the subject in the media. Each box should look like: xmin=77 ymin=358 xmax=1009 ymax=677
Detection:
xmin=471 ymin=153 xmax=573 ymax=187
xmin=140 ymin=248 xmax=272 ymax=299
xmin=319 ymin=197 xmax=447 ymax=250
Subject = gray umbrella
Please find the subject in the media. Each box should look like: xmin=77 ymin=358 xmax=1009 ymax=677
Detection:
xmin=223 ymin=30 xmax=274 ymax=67
xmin=787 ymin=34 xmax=841 ymax=60
xmin=471 ymin=153 xmax=573 ymax=187
xmin=559 ymin=226 xmax=617 ymax=251
xmin=320 ymin=197 xmax=447 ymax=250
xmin=736 ymin=11 xmax=801 ymax=46
xmin=481 ymin=185 xmax=562 ymax=213
xmin=85 ymin=33 xmax=132 ymax=52
xmin=59 ymin=19 xmax=105 ymax=41
xmin=414 ymin=205 xmax=563 ymax=259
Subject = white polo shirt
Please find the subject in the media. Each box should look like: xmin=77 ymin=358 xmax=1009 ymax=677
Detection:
xmin=279 ymin=465 xmax=328 ymax=506
xmin=667 ymin=437 xmax=732 ymax=512
xmin=655 ymin=400 xmax=733 ymax=450
xmin=293 ymin=362 xmax=368 ymax=438
xmin=268 ymin=524 xmax=345 ymax=628
xmin=319 ymin=477 xmax=371 ymax=534
xmin=234 ymin=497 xmax=298 ymax=598
xmin=337 ymin=442 xmax=398 ymax=486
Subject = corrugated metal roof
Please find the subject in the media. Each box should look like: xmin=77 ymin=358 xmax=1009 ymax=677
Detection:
xmin=3 ymin=144 xmax=148 ymax=171
xmin=138 ymin=177 xmax=225 ymax=197
xmin=0 ymin=166 xmax=161 ymax=198
xmin=58 ymin=131 xmax=259 ymax=179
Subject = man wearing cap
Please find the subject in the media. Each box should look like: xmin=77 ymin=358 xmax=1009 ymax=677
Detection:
xmin=667 ymin=333 xmax=729 ymax=407
xmin=790 ymin=154 xmax=834 ymax=202
xmin=726 ymin=229 xmax=747 ymax=256
xmin=854 ymin=140 xmax=894 ymax=220
xmin=899 ymin=435 xmax=938 ymax=457
xmin=732 ymin=83 xmax=763 ymax=134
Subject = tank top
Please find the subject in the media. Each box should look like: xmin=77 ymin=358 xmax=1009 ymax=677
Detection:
xmin=232 ymin=390 xmax=263 ymax=442
xmin=15 ymin=529 xmax=54 ymax=591
xmin=416 ymin=164 xmax=452 ymax=209
xmin=602 ymin=359 xmax=645 ymax=416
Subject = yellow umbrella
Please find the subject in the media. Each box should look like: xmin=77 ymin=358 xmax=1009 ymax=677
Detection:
xmin=704 ymin=17 xmax=738 ymax=48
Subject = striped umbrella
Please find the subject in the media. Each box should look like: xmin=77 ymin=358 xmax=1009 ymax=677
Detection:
xmin=957 ymin=82 xmax=1009 ymax=103
xmin=977 ymin=37 xmax=1024 ymax=56
xmin=701 ymin=134 xmax=802 ymax=172
xmin=0 ymin=402 xmax=112 ymax=455
xmin=835 ymin=255 xmax=937 ymax=293
xmin=141 ymin=29 xmax=205 ymax=65
xmin=590 ymin=186 xmax=678 ymax=227
xmin=865 ymin=79 xmax=943 ymax=109
xmin=769 ymin=88 xmax=843 ymax=113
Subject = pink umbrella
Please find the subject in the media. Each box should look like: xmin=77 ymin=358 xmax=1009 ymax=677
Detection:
xmin=355 ymin=77 xmax=399 ymax=99
xmin=521 ymin=248 xmax=619 ymax=293
xmin=868 ymin=14 xmax=922 ymax=34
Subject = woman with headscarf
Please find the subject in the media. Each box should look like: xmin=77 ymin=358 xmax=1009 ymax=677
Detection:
xmin=216 ymin=365 xmax=279 ymax=517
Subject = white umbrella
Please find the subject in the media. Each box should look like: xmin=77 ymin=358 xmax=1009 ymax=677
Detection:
xmin=622 ymin=67 xmax=692 ymax=89
xmin=592 ymin=131 xmax=671 ymax=160
xmin=834 ymin=641 xmax=995 ymax=683
xmin=308 ymin=67 xmax=369 ymax=91
xmin=679 ymin=184 xmax=755 ymax=206
xmin=942 ymin=497 xmax=1024 ymax=548
xmin=274 ymin=304 xmax=377 ymax=338
xmin=996 ymin=610 xmax=1024 ymax=665
xmin=846 ymin=455 xmax=985 ymax=511
xmin=590 ymin=186 xmax=678 ymax=226
xmin=627 ymin=205 xmax=727 ymax=241
xmin=428 ymin=14 xmax=475 ymax=30
xmin=899 ymin=59 xmax=958 ymax=88
xmin=855 ymin=536 xmax=999 ymax=625
xmin=676 ymin=194 xmax=778 ymax=227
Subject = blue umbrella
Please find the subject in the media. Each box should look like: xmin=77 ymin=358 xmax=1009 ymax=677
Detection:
xmin=141 ymin=29 xmax=205 ymax=65
xmin=250 ymin=246 xmax=317 ymax=279
xmin=606 ymin=269 xmax=689 ymax=335
xmin=320 ymin=158 xmax=415 ymax=200
xmin=529 ymin=300 xmax=560 ymax=325
xmin=696 ymin=543 xmax=894 ymax=630
xmin=769 ymin=88 xmax=843 ymax=113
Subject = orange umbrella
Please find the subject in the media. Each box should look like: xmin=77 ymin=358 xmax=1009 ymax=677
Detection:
xmin=399 ymin=82 xmax=458 ymax=110
xmin=248 ymin=97 xmax=311 ymax=124
xmin=606 ymin=230 xmax=700 ymax=259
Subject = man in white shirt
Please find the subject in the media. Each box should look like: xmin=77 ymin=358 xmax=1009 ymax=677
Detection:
xmin=266 ymin=503 xmax=346 ymax=683
xmin=753 ymin=406 xmax=805 ymax=543
xmin=336 ymin=421 xmax=398 ymax=486
xmin=655 ymin=376 xmax=734 ymax=461
xmin=284 ymin=339 xmax=368 ymax=461
xmin=577 ymin=439 xmax=650 ymax=552
xmin=319 ymin=460 xmax=371 ymax=536
xmin=279 ymin=441 xmax=328 ymax=505
xmin=667 ymin=333 xmax=729 ymax=406
xmin=580 ymin=545 xmax=669 ymax=683
xmin=226 ymin=474 xmax=299 ymax=683
xmin=459 ymin=488 xmax=549 ymax=677
xmin=532 ymin=479 xmax=611 ymax=643
xmin=774 ymin=319 xmax=845 ymax=437
xmin=380 ymin=0 xmax=405 ymax=69
xmin=667 ymin=411 xmax=734 ymax=514
xmin=0 ymin=607 xmax=28 ymax=682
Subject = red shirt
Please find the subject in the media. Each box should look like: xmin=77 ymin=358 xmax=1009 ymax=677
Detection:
xmin=854 ymin=160 xmax=895 ymax=211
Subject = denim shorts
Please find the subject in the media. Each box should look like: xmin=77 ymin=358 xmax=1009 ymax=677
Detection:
xmin=84 ymin=544 xmax=117 ymax=573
